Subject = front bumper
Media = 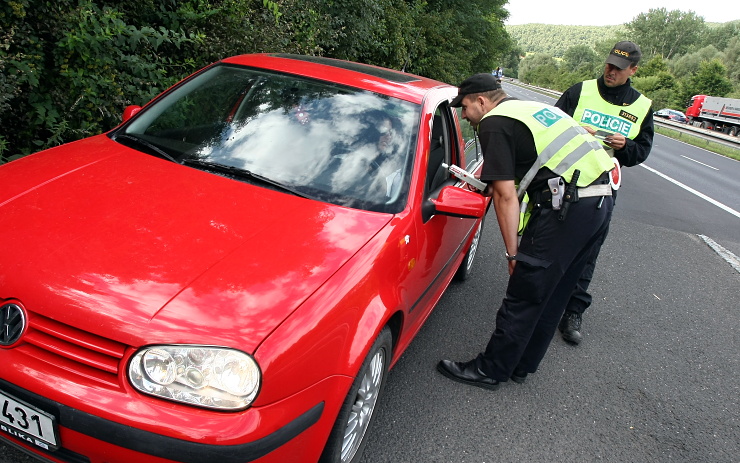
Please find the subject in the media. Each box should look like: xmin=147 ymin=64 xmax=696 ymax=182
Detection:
xmin=0 ymin=379 xmax=325 ymax=463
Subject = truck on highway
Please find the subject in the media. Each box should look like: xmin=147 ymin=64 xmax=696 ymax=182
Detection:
xmin=685 ymin=94 xmax=740 ymax=137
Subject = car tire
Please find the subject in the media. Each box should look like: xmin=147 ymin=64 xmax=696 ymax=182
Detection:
xmin=319 ymin=327 xmax=392 ymax=463
xmin=454 ymin=218 xmax=484 ymax=281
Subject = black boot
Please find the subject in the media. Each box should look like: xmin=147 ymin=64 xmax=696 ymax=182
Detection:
xmin=559 ymin=312 xmax=582 ymax=345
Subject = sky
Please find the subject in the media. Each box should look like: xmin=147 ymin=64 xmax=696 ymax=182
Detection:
xmin=504 ymin=0 xmax=740 ymax=26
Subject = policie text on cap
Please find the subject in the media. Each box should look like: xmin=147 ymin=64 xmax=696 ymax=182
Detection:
xmin=605 ymin=41 xmax=642 ymax=69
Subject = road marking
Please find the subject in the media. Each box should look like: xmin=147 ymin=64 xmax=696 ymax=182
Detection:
xmin=640 ymin=164 xmax=740 ymax=219
xmin=680 ymin=155 xmax=719 ymax=170
xmin=698 ymin=235 xmax=740 ymax=273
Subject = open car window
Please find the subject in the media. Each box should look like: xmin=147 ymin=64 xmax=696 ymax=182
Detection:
xmin=455 ymin=107 xmax=481 ymax=171
xmin=119 ymin=64 xmax=420 ymax=213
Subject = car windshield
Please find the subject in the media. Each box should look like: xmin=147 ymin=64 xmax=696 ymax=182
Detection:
xmin=119 ymin=64 xmax=420 ymax=213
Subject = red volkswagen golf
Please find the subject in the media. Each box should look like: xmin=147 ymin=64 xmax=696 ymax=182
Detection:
xmin=0 ymin=54 xmax=488 ymax=463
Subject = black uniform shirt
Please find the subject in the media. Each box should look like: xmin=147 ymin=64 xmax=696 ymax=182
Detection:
xmin=478 ymin=99 xmax=555 ymax=193
xmin=555 ymin=76 xmax=654 ymax=167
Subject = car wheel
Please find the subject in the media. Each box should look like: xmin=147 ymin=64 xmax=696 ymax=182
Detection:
xmin=454 ymin=218 xmax=484 ymax=281
xmin=320 ymin=327 xmax=392 ymax=463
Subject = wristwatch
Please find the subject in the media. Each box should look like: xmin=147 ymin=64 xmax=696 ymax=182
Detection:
xmin=505 ymin=251 xmax=516 ymax=261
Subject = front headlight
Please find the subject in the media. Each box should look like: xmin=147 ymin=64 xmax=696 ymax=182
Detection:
xmin=128 ymin=345 xmax=261 ymax=410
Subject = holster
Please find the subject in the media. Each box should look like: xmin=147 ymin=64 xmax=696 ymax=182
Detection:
xmin=558 ymin=170 xmax=580 ymax=221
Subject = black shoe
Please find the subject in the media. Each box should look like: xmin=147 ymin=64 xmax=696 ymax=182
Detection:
xmin=437 ymin=359 xmax=500 ymax=390
xmin=559 ymin=312 xmax=582 ymax=345
xmin=510 ymin=368 xmax=528 ymax=384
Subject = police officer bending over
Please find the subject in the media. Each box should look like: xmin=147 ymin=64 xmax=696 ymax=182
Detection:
xmin=437 ymin=73 xmax=615 ymax=389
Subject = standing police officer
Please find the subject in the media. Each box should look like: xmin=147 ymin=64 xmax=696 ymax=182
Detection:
xmin=437 ymin=74 xmax=615 ymax=389
xmin=555 ymin=41 xmax=654 ymax=345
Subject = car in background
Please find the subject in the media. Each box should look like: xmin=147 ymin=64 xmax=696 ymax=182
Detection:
xmin=0 ymin=53 xmax=489 ymax=463
xmin=653 ymin=108 xmax=688 ymax=123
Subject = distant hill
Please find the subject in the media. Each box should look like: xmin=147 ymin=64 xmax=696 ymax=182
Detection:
xmin=506 ymin=21 xmax=735 ymax=58
xmin=506 ymin=24 xmax=627 ymax=57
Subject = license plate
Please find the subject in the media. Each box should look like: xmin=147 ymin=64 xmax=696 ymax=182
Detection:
xmin=0 ymin=389 xmax=59 ymax=450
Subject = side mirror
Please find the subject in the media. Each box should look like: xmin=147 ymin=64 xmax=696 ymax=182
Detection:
xmin=122 ymin=105 xmax=142 ymax=122
xmin=430 ymin=186 xmax=487 ymax=219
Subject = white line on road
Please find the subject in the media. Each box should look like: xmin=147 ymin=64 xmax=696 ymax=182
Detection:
xmin=698 ymin=235 xmax=740 ymax=273
xmin=680 ymin=155 xmax=719 ymax=170
xmin=640 ymin=163 xmax=740 ymax=219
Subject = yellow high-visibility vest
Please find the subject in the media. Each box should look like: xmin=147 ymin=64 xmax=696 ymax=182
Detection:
xmin=482 ymin=100 xmax=613 ymax=233
xmin=572 ymin=79 xmax=652 ymax=140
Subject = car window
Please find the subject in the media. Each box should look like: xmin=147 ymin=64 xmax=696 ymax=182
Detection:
xmin=462 ymin=137 xmax=481 ymax=171
xmin=455 ymin=107 xmax=480 ymax=171
xmin=122 ymin=64 xmax=420 ymax=213
xmin=427 ymin=108 xmax=450 ymax=193
xmin=454 ymin=107 xmax=475 ymax=145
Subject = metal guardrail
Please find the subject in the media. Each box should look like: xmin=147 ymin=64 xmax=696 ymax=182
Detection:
xmin=503 ymin=80 xmax=740 ymax=147
xmin=657 ymin=118 xmax=740 ymax=147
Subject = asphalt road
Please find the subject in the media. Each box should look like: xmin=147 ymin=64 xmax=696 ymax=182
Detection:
xmin=3 ymin=84 xmax=739 ymax=463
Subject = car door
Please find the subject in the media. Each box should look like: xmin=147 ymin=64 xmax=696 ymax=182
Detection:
xmin=403 ymin=98 xmax=484 ymax=324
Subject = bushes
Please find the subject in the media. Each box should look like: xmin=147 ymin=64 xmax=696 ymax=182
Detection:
xmin=0 ymin=0 xmax=200 ymax=162
xmin=0 ymin=0 xmax=514 ymax=162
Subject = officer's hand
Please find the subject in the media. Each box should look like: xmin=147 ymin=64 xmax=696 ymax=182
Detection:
xmin=482 ymin=183 xmax=495 ymax=197
xmin=603 ymin=133 xmax=626 ymax=150
xmin=462 ymin=182 xmax=481 ymax=193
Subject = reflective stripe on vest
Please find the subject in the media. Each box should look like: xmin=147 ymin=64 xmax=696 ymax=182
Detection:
xmin=572 ymin=79 xmax=652 ymax=139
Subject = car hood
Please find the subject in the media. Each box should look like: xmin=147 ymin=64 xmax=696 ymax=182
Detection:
xmin=0 ymin=136 xmax=392 ymax=350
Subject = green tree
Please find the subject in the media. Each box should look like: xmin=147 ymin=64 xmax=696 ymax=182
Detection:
xmin=633 ymin=71 xmax=678 ymax=109
xmin=562 ymin=45 xmax=596 ymax=72
xmin=0 ymin=0 xmax=198 ymax=161
xmin=506 ymin=24 xmax=626 ymax=58
xmin=404 ymin=7 xmax=471 ymax=84
xmin=562 ymin=44 xmax=602 ymax=79
xmin=677 ymin=59 xmax=734 ymax=104
xmin=518 ymin=53 xmax=559 ymax=88
xmin=699 ymin=20 xmax=740 ymax=51
xmin=1 ymin=0 xmax=516 ymax=160
xmin=626 ymin=8 xmax=706 ymax=59
xmin=500 ymin=45 xmax=524 ymax=77
xmin=721 ymin=36 xmax=740 ymax=91
xmin=670 ymin=45 xmax=722 ymax=78
xmin=415 ymin=0 xmax=511 ymax=83
xmin=636 ymin=55 xmax=668 ymax=77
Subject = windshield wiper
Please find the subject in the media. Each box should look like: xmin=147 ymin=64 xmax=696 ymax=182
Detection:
xmin=114 ymin=133 xmax=179 ymax=163
xmin=181 ymin=159 xmax=315 ymax=200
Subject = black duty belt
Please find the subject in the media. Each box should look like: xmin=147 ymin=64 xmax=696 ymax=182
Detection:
xmin=532 ymin=172 xmax=611 ymax=208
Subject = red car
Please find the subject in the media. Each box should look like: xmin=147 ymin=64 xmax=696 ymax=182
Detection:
xmin=0 ymin=54 xmax=488 ymax=463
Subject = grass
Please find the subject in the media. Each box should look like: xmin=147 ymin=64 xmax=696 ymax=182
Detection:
xmin=655 ymin=125 xmax=740 ymax=161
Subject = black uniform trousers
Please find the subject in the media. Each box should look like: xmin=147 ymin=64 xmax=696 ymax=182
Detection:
xmin=564 ymin=189 xmax=618 ymax=315
xmin=475 ymin=194 xmax=614 ymax=381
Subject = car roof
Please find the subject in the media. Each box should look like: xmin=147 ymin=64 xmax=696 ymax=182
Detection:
xmin=220 ymin=53 xmax=453 ymax=104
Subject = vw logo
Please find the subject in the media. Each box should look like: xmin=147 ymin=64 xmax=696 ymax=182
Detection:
xmin=0 ymin=303 xmax=26 ymax=346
